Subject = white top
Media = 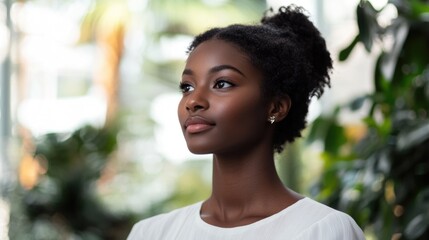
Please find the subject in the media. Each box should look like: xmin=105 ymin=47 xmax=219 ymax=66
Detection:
xmin=127 ymin=197 xmax=365 ymax=240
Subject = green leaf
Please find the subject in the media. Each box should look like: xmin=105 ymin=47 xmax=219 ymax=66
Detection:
xmin=380 ymin=19 xmax=409 ymax=82
xmin=410 ymin=0 xmax=429 ymax=18
xmin=404 ymin=214 xmax=429 ymax=239
xmin=306 ymin=114 xmax=340 ymax=144
xmin=415 ymin=187 xmax=429 ymax=206
xmin=306 ymin=117 xmax=328 ymax=144
xmin=363 ymin=116 xmax=378 ymax=128
xmin=374 ymin=53 xmax=387 ymax=93
xmin=349 ymin=95 xmax=369 ymax=111
xmin=379 ymin=118 xmax=392 ymax=136
xmin=339 ymin=35 xmax=359 ymax=61
xmin=357 ymin=1 xmax=380 ymax=52
xmin=396 ymin=121 xmax=429 ymax=151
xmin=324 ymin=123 xmax=347 ymax=155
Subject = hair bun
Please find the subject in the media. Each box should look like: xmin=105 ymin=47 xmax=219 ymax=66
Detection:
xmin=261 ymin=5 xmax=332 ymax=98
xmin=262 ymin=6 xmax=311 ymax=37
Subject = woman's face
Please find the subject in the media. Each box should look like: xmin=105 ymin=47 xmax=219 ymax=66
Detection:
xmin=178 ymin=39 xmax=269 ymax=155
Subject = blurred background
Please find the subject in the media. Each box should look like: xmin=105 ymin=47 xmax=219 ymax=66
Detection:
xmin=0 ymin=0 xmax=428 ymax=239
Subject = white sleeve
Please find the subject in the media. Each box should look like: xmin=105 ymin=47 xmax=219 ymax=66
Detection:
xmin=126 ymin=217 xmax=164 ymax=240
xmin=295 ymin=211 xmax=366 ymax=240
xmin=127 ymin=221 xmax=145 ymax=240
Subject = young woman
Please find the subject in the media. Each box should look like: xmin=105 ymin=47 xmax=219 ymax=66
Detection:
xmin=128 ymin=6 xmax=365 ymax=240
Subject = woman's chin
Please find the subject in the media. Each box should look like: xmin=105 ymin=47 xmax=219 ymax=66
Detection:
xmin=186 ymin=145 xmax=212 ymax=155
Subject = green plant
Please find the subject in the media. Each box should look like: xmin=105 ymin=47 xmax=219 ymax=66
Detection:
xmin=13 ymin=125 xmax=133 ymax=240
xmin=309 ymin=0 xmax=429 ymax=239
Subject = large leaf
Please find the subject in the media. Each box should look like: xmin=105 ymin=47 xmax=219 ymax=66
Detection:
xmin=391 ymin=27 xmax=429 ymax=91
xmin=380 ymin=19 xmax=409 ymax=82
xmin=357 ymin=1 xmax=380 ymax=52
xmin=404 ymin=214 xmax=429 ymax=239
xmin=396 ymin=121 xmax=429 ymax=152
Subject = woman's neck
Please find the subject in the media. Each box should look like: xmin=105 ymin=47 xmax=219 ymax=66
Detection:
xmin=201 ymin=144 xmax=302 ymax=227
xmin=211 ymin=150 xmax=280 ymax=206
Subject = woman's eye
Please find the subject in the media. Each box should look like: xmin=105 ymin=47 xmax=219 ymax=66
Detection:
xmin=214 ymin=80 xmax=234 ymax=89
xmin=179 ymin=83 xmax=194 ymax=93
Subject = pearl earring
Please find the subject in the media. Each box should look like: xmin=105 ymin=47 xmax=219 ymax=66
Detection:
xmin=268 ymin=116 xmax=276 ymax=124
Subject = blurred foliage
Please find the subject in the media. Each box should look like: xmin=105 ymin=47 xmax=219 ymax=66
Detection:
xmin=10 ymin=126 xmax=134 ymax=240
xmin=149 ymin=0 xmax=266 ymax=36
xmin=140 ymin=0 xmax=267 ymax=90
xmin=78 ymin=0 xmax=130 ymax=44
xmin=144 ymin=160 xmax=212 ymax=218
xmin=309 ymin=0 xmax=429 ymax=239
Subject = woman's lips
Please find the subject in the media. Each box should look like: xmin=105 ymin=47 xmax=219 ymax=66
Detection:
xmin=184 ymin=116 xmax=215 ymax=134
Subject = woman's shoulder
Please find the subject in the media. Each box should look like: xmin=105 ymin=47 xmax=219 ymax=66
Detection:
xmin=295 ymin=197 xmax=345 ymax=216
xmin=127 ymin=201 xmax=202 ymax=240
xmin=291 ymin=198 xmax=365 ymax=239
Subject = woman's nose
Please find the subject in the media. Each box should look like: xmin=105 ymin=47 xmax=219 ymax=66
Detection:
xmin=185 ymin=89 xmax=209 ymax=112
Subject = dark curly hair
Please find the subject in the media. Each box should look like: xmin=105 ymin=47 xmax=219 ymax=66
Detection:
xmin=187 ymin=6 xmax=333 ymax=153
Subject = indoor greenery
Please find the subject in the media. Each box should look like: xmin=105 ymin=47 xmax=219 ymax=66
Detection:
xmin=10 ymin=126 xmax=133 ymax=240
xmin=309 ymin=0 xmax=429 ymax=239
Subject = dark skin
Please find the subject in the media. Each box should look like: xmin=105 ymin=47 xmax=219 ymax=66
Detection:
xmin=178 ymin=39 xmax=302 ymax=228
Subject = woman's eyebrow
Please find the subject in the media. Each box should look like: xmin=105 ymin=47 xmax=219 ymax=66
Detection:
xmin=182 ymin=65 xmax=246 ymax=77
xmin=182 ymin=69 xmax=193 ymax=76
xmin=209 ymin=65 xmax=245 ymax=77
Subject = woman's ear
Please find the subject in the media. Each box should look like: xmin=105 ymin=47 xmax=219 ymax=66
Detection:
xmin=267 ymin=95 xmax=291 ymax=122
